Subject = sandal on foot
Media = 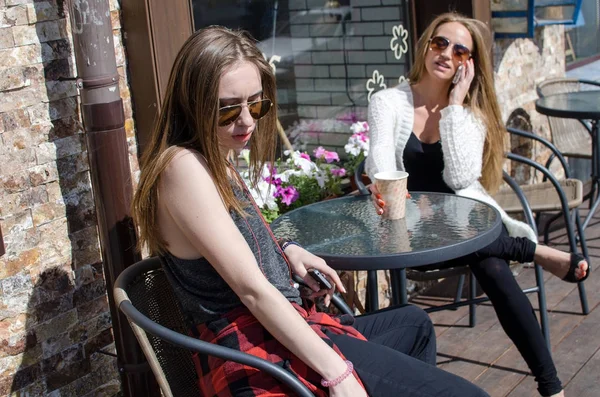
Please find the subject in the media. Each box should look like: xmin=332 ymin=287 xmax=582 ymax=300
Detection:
xmin=562 ymin=253 xmax=591 ymax=283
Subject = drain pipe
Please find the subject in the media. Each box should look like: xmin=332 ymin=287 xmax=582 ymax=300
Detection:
xmin=67 ymin=1 xmax=159 ymax=395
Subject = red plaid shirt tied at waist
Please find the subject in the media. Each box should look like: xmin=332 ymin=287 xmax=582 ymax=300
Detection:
xmin=191 ymin=302 xmax=367 ymax=396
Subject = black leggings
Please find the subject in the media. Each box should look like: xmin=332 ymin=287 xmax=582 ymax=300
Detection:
xmin=328 ymin=305 xmax=489 ymax=397
xmin=432 ymin=226 xmax=562 ymax=396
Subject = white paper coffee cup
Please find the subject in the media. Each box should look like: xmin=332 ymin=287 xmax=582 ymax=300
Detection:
xmin=374 ymin=171 xmax=409 ymax=219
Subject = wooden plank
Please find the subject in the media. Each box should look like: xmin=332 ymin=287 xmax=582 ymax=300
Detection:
xmin=437 ymin=264 xmax=582 ymax=389
xmin=411 ymin=294 xmax=470 ymax=338
xmin=506 ymin=375 xmax=537 ymax=397
xmin=471 ymin=363 xmax=527 ymax=397
xmin=563 ymin=347 xmax=600 ymax=396
xmin=506 ymin=286 xmax=600 ymax=397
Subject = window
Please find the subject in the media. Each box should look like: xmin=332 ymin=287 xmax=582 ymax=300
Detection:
xmin=491 ymin=0 xmax=583 ymax=38
xmin=192 ymin=0 xmax=413 ymax=155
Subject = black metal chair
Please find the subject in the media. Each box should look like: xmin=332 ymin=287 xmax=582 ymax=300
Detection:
xmin=497 ymin=127 xmax=590 ymax=315
xmin=114 ymin=257 xmax=353 ymax=397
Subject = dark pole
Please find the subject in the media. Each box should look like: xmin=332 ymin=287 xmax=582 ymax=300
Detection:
xmin=67 ymin=1 xmax=159 ymax=396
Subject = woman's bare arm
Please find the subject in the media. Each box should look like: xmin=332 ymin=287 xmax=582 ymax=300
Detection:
xmin=159 ymin=150 xmax=354 ymax=383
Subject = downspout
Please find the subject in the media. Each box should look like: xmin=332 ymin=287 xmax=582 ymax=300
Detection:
xmin=67 ymin=1 xmax=159 ymax=395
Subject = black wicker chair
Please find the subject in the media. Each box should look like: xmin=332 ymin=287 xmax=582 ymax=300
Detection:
xmin=114 ymin=257 xmax=355 ymax=397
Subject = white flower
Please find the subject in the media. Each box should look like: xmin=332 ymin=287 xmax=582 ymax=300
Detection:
xmin=253 ymin=180 xmax=278 ymax=210
xmin=344 ymin=142 xmax=362 ymax=157
xmin=390 ymin=24 xmax=409 ymax=60
xmin=350 ymin=121 xmax=369 ymax=135
xmin=276 ymin=168 xmax=303 ymax=183
xmin=240 ymin=174 xmax=277 ymax=210
xmin=285 ymin=150 xmax=318 ymax=176
xmin=314 ymin=168 xmax=328 ymax=189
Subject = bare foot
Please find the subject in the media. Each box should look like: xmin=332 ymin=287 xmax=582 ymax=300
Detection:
xmin=534 ymin=245 xmax=588 ymax=281
xmin=546 ymin=390 xmax=564 ymax=397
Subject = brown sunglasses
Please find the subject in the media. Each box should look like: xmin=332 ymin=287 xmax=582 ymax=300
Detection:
xmin=218 ymin=98 xmax=273 ymax=127
xmin=429 ymin=36 xmax=472 ymax=63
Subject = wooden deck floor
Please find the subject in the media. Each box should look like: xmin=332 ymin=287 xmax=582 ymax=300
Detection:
xmin=410 ymin=209 xmax=600 ymax=396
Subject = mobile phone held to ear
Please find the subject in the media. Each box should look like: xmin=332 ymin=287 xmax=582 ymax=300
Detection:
xmin=308 ymin=269 xmax=333 ymax=290
xmin=452 ymin=64 xmax=464 ymax=85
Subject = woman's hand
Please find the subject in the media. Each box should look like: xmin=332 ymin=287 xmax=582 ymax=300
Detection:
xmin=448 ymin=58 xmax=475 ymax=106
xmin=368 ymin=184 xmax=385 ymax=216
xmin=283 ymin=245 xmax=346 ymax=306
xmin=329 ymin=376 xmax=369 ymax=397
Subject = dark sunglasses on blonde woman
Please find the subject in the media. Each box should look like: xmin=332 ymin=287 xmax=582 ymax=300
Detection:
xmin=428 ymin=36 xmax=472 ymax=63
xmin=218 ymin=98 xmax=273 ymax=127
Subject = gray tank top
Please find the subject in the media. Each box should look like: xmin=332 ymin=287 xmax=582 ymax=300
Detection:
xmin=160 ymin=179 xmax=302 ymax=325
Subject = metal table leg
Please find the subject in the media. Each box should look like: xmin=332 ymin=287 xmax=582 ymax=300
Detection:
xmin=582 ymin=120 xmax=600 ymax=230
xmin=366 ymin=270 xmax=378 ymax=312
xmin=390 ymin=268 xmax=407 ymax=306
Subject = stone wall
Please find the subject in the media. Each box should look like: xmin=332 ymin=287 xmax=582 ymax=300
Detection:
xmin=494 ymin=24 xmax=565 ymax=182
xmin=0 ymin=0 xmax=137 ymax=395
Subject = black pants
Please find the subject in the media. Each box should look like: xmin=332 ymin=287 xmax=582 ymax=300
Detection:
xmin=431 ymin=226 xmax=562 ymax=396
xmin=328 ymin=305 xmax=489 ymax=397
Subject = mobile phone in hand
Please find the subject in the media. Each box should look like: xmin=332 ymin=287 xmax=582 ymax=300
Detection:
xmin=452 ymin=64 xmax=464 ymax=85
xmin=308 ymin=269 xmax=332 ymax=290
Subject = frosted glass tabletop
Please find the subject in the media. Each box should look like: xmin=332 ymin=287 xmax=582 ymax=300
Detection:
xmin=270 ymin=193 xmax=502 ymax=270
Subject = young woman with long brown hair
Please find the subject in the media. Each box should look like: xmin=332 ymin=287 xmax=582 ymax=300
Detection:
xmin=132 ymin=26 xmax=489 ymax=397
xmin=367 ymin=12 xmax=589 ymax=397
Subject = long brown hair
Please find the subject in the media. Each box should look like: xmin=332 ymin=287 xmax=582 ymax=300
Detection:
xmin=408 ymin=13 xmax=505 ymax=194
xmin=132 ymin=26 xmax=278 ymax=255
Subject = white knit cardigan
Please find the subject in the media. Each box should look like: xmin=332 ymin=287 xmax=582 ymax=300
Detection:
xmin=365 ymin=82 xmax=537 ymax=242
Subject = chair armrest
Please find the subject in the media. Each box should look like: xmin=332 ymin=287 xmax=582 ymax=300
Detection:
xmin=354 ymin=159 xmax=370 ymax=196
xmin=506 ymin=127 xmax=571 ymax=178
xmin=118 ymin=300 xmax=316 ymax=397
xmin=506 ymin=152 xmax=576 ymax=231
xmin=501 ymin=170 xmax=538 ymax=235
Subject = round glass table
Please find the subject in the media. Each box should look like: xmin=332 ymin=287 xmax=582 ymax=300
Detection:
xmin=271 ymin=192 xmax=502 ymax=310
xmin=536 ymin=90 xmax=600 ymax=230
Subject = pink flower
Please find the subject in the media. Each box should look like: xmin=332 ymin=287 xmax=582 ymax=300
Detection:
xmin=265 ymin=176 xmax=282 ymax=186
xmin=324 ymin=151 xmax=339 ymax=163
xmin=278 ymin=186 xmax=299 ymax=206
xmin=299 ymin=152 xmax=311 ymax=160
xmin=313 ymin=146 xmax=326 ymax=159
xmin=313 ymin=146 xmax=340 ymax=164
xmin=331 ymin=168 xmax=346 ymax=177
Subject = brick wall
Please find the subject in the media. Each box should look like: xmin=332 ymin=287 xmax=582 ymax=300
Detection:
xmin=0 ymin=0 xmax=137 ymax=395
xmin=282 ymin=0 xmax=411 ymax=156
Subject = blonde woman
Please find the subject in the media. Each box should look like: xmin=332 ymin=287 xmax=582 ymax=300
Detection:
xmin=132 ymin=26 xmax=489 ymax=397
xmin=367 ymin=12 xmax=588 ymax=397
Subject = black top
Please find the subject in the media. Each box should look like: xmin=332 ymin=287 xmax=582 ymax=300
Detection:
xmin=535 ymin=91 xmax=600 ymax=120
xmin=403 ymin=132 xmax=454 ymax=194
xmin=160 ymin=181 xmax=301 ymax=326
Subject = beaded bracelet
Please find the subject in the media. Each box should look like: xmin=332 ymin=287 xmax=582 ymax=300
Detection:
xmin=321 ymin=360 xmax=354 ymax=387
xmin=280 ymin=240 xmax=302 ymax=252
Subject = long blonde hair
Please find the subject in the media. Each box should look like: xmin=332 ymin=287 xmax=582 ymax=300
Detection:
xmin=408 ymin=13 xmax=505 ymax=194
xmin=132 ymin=26 xmax=278 ymax=255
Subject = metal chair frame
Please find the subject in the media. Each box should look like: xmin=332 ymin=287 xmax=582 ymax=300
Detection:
xmin=536 ymin=78 xmax=600 ymax=215
xmin=505 ymin=127 xmax=589 ymax=315
xmin=115 ymin=257 xmax=325 ymax=397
